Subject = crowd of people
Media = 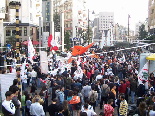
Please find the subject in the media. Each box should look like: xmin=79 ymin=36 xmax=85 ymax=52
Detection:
xmin=1 ymin=46 xmax=155 ymax=116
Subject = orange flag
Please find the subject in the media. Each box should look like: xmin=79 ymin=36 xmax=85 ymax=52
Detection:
xmin=72 ymin=42 xmax=95 ymax=56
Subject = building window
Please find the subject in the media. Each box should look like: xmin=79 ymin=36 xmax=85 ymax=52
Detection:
xmin=6 ymin=29 xmax=11 ymax=36
xmin=66 ymin=24 xmax=68 ymax=27
xmin=30 ymin=13 xmax=33 ymax=21
xmin=24 ymin=27 xmax=27 ymax=36
xmin=152 ymin=0 xmax=154 ymax=4
xmin=70 ymin=23 xmax=72 ymax=27
xmin=12 ymin=30 xmax=16 ymax=35
xmin=152 ymin=9 xmax=154 ymax=14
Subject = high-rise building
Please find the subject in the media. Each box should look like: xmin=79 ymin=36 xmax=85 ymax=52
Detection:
xmin=53 ymin=0 xmax=87 ymax=39
xmin=135 ymin=21 xmax=143 ymax=36
xmin=3 ymin=0 xmax=42 ymax=45
xmin=99 ymin=12 xmax=114 ymax=32
xmin=148 ymin=0 xmax=155 ymax=34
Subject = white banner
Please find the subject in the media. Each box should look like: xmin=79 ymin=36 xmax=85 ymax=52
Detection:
xmin=0 ymin=73 xmax=16 ymax=101
xmin=40 ymin=51 xmax=48 ymax=74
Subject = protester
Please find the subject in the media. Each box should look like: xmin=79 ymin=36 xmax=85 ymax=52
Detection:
xmin=119 ymin=94 xmax=128 ymax=116
xmin=82 ymin=103 xmax=97 ymax=116
xmin=104 ymin=99 xmax=114 ymax=116
xmin=30 ymin=97 xmax=45 ymax=116
xmin=2 ymin=91 xmax=15 ymax=116
xmin=47 ymin=98 xmax=59 ymax=116
xmin=12 ymin=86 xmax=21 ymax=116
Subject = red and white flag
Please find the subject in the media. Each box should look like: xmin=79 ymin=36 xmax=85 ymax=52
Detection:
xmin=28 ymin=37 xmax=35 ymax=63
xmin=138 ymin=61 xmax=149 ymax=85
xmin=48 ymin=34 xmax=59 ymax=51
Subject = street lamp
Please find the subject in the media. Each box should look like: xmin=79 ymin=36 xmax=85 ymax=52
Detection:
xmin=128 ymin=14 xmax=131 ymax=42
xmin=75 ymin=26 xmax=78 ymax=45
xmin=88 ymin=9 xmax=95 ymax=45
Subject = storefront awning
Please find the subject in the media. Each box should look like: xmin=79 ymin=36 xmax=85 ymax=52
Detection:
xmin=146 ymin=53 xmax=155 ymax=60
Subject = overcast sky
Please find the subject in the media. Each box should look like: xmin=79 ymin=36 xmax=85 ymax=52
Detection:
xmin=86 ymin=0 xmax=148 ymax=31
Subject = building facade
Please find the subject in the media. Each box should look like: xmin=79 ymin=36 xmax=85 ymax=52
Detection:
xmin=99 ymin=12 xmax=114 ymax=32
xmin=53 ymin=0 xmax=87 ymax=39
xmin=148 ymin=0 xmax=155 ymax=34
xmin=3 ymin=0 xmax=42 ymax=46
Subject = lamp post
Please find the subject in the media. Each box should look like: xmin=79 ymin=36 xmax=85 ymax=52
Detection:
xmin=88 ymin=9 xmax=95 ymax=45
xmin=9 ymin=1 xmax=21 ymax=100
xmin=128 ymin=14 xmax=130 ymax=42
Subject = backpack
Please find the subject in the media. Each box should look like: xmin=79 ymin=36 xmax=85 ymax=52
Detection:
xmin=101 ymin=86 xmax=108 ymax=97
xmin=90 ymin=91 xmax=96 ymax=103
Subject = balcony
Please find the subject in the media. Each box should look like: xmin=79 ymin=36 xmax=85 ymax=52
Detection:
xmin=78 ymin=19 xmax=83 ymax=22
xmin=65 ymin=27 xmax=72 ymax=30
xmin=36 ymin=0 xmax=41 ymax=6
xmin=64 ymin=9 xmax=72 ymax=13
xmin=83 ymin=14 xmax=86 ymax=17
xmin=78 ymin=10 xmax=83 ymax=14
xmin=64 ymin=0 xmax=72 ymax=5
xmin=64 ymin=18 xmax=72 ymax=22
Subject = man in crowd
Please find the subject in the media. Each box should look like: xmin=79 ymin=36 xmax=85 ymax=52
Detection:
xmin=30 ymin=97 xmax=45 ymax=116
xmin=119 ymin=94 xmax=128 ymax=116
xmin=2 ymin=91 xmax=15 ymax=116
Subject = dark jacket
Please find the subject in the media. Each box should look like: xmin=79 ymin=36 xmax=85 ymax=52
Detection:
xmin=130 ymin=80 xmax=137 ymax=92
xmin=137 ymin=84 xmax=145 ymax=97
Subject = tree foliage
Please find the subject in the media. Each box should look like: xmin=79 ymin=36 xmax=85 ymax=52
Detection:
xmin=53 ymin=13 xmax=60 ymax=32
xmin=6 ymin=35 xmax=16 ymax=47
xmin=138 ymin=24 xmax=147 ymax=40
xmin=64 ymin=31 xmax=71 ymax=50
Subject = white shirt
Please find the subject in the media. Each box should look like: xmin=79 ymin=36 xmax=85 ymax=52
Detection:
xmin=30 ymin=70 xmax=37 ymax=77
xmin=83 ymin=109 xmax=96 ymax=116
xmin=149 ymin=110 xmax=155 ymax=116
xmin=81 ymin=105 xmax=94 ymax=112
xmin=96 ymin=74 xmax=102 ymax=81
xmin=30 ymin=102 xmax=45 ymax=116
xmin=2 ymin=100 xmax=15 ymax=115
xmin=22 ymin=74 xmax=27 ymax=83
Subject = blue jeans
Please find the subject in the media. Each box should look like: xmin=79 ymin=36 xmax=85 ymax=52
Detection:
xmin=22 ymin=83 xmax=27 ymax=91
xmin=131 ymin=91 xmax=135 ymax=103
xmin=22 ymin=106 xmax=25 ymax=116
xmin=32 ymin=77 xmax=37 ymax=86
xmin=38 ymin=78 xmax=41 ymax=88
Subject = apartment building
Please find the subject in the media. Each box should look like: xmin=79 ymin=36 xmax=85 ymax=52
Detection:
xmin=53 ymin=0 xmax=87 ymax=39
xmin=3 ymin=0 xmax=42 ymax=45
xmin=99 ymin=12 xmax=114 ymax=32
xmin=0 ymin=0 xmax=6 ymax=46
xmin=148 ymin=0 xmax=155 ymax=34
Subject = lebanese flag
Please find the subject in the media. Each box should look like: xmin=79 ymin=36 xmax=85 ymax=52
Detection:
xmin=48 ymin=34 xmax=59 ymax=51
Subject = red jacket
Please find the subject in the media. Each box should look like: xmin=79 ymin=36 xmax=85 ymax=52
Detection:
xmin=118 ymin=84 xmax=127 ymax=94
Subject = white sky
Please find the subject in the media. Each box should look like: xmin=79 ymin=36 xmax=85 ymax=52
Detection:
xmin=86 ymin=0 xmax=148 ymax=31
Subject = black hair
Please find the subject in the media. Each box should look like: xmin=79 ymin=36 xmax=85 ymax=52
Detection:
xmin=84 ymin=103 xmax=88 ymax=109
xmin=80 ymin=112 xmax=87 ymax=116
xmin=58 ymin=105 xmax=63 ymax=112
xmin=12 ymin=86 xmax=19 ymax=94
xmin=105 ymin=80 xmax=109 ymax=84
xmin=120 ymin=94 xmax=125 ymax=100
xmin=13 ymin=79 xmax=18 ymax=85
xmin=91 ymin=85 xmax=95 ymax=90
xmin=5 ymin=91 xmax=13 ymax=98
xmin=108 ymin=99 xmax=113 ymax=104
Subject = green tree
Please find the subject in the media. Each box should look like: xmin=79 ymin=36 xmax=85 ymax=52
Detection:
xmin=84 ymin=27 xmax=93 ymax=44
xmin=138 ymin=24 xmax=148 ymax=40
xmin=64 ymin=31 xmax=71 ymax=50
xmin=53 ymin=13 xmax=60 ymax=32
xmin=6 ymin=35 xmax=16 ymax=47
